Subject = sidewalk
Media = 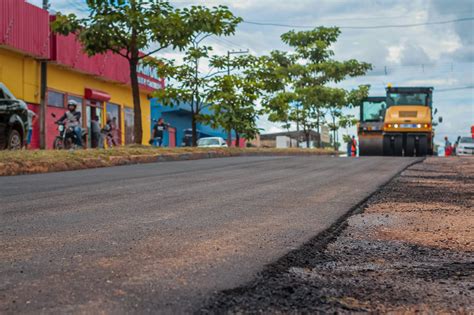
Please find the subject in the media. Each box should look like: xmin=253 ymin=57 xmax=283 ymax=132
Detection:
xmin=200 ymin=157 xmax=474 ymax=313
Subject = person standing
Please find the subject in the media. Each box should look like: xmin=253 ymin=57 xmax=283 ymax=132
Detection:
xmin=351 ymin=135 xmax=357 ymax=157
xmin=102 ymin=117 xmax=114 ymax=148
xmin=90 ymin=116 xmax=101 ymax=148
xmin=152 ymin=118 xmax=168 ymax=147
xmin=25 ymin=109 xmax=37 ymax=149
xmin=444 ymin=136 xmax=452 ymax=156
xmin=452 ymin=136 xmax=461 ymax=156
xmin=346 ymin=136 xmax=353 ymax=157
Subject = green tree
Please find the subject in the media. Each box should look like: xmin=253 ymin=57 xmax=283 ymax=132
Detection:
xmin=204 ymin=55 xmax=263 ymax=146
xmin=326 ymin=85 xmax=369 ymax=150
xmin=52 ymin=1 xmax=239 ymax=145
xmin=261 ymin=27 xmax=372 ymax=148
xmin=153 ymin=12 xmax=242 ymax=146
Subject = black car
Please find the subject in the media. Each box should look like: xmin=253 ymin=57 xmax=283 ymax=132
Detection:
xmin=181 ymin=128 xmax=201 ymax=147
xmin=0 ymin=83 xmax=28 ymax=150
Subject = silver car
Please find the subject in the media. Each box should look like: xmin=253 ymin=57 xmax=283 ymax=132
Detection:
xmin=456 ymin=137 xmax=474 ymax=156
xmin=197 ymin=137 xmax=228 ymax=148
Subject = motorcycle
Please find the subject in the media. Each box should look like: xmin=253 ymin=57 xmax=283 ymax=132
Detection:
xmin=51 ymin=113 xmax=87 ymax=149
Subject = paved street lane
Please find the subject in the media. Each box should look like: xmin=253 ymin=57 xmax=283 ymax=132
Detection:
xmin=0 ymin=156 xmax=419 ymax=313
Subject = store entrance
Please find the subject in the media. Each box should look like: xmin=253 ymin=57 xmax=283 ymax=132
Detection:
xmin=86 ymin=100 xmax=103 ymax=148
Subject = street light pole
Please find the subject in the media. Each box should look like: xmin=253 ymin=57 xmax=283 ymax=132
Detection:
xmin=39 ymin=0 xmax=50 ymax=149
xmin=226 ymin=49 xmax=249 ymax=146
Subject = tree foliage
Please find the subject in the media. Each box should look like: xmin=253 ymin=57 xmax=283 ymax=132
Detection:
xmin=261 ymin=27 xmax=372 ymax=148
xmin=152 ymin=11 xmax=243 ymax=146
xmin=52 ymin=0 xmax=240 ymax=145
xmin=204 ymin=55 xmax=264 ymax=145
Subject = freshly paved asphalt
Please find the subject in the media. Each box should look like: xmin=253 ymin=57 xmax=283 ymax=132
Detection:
xmin=0 ymin=156 xmax=419 ymax=313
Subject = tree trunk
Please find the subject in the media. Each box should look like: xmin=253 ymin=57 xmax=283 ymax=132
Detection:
xmin=333 ymin=115 xmax=337 ymax=151
xmin=306 ymin=130 xmax=310 ymax=148
xmin=316 ymin=114 xmax=321 ymax=148
xmin=129 ymin=57 xmax=142 ymax=144
xmin=235 ymin=131 xmax=240 ymax=147
xmin=191 ymin=111 xmax=198 ymax=147
xmin=227 ymin=129 xmax=232 ymax=146
xmin=191 ymin=57 xmax=199 ymax=147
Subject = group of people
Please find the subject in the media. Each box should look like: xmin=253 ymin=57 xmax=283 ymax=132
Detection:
xmin=26 ymin=100 xmax=169 ymax=149
xmin=27 ymin=100 xmax=119 ymax=149
xmin=444 ymin=136 xmax=461 ymax=156
xmin=91 ymin=114 xmax=119 ymax=149
xmin=59 ymin=100 xmax=119 ymax=149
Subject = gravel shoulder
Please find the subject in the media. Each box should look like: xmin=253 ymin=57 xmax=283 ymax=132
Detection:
xmin=199 ymin=157 xmax=474 ymax=314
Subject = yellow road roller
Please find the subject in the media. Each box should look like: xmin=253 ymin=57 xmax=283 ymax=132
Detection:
xmin=358 ymin=97 xmax=387 ymax=156
xmin=382 ymin=86 xmax=435 ymax=156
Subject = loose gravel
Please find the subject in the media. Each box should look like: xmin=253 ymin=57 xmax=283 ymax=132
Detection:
xmin=198 ymin=157 xmax=474 ymax=314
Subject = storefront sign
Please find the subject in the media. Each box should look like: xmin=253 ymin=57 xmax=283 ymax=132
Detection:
xmin=137 ymin=62 xmax=165 ymax=91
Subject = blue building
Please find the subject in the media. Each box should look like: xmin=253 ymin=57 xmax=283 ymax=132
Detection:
xmin=150 ymin=99 xmax=232 ymax=147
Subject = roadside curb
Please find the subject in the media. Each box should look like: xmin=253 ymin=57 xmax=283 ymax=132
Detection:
xmin=0 ymin=149 xmax=337 ymax=176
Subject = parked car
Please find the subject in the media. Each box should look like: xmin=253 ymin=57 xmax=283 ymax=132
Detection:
xmin=181 ymin=128 xmax=201 ymax=147
xmin=456 ymin=137 xmax=474 ymax=156
xmin=197 ymin=137 xmax=228 ymax=148
xmin=0 ymin=83 xmax=28 ymax=150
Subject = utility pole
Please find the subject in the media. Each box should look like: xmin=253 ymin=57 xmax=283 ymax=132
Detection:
xmin=39 ymin=0 xmax=50 ymax=149
xmin=226 ymin=49 xmax=249 ymax=146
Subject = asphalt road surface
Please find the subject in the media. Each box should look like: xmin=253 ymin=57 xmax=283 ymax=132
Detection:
xmin=0 ymin=156 xmax=419 ymax=314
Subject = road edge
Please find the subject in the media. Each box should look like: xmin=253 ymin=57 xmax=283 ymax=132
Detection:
xmin=197 ymin=157 xmax=425 ymax=313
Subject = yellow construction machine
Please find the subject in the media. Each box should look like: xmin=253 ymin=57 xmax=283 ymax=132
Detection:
xmin=358 ymin=97 xmax=386 ymax=156
xmin=359 ymin=86 xmax=440 ymax=157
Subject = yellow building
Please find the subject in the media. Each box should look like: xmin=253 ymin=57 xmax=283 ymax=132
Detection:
xmin=0 ymin=1 xmax=161 ymax=149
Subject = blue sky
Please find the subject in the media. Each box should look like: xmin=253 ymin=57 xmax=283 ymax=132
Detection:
xmin=28 ymin=0 xmax=473 ymax=144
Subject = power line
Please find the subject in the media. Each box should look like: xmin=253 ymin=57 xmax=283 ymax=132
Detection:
xmin=436 ymin=86 xmax=474 ymax=92
xmin=212 ymin=36 xmax=247 ymax=50
xmin=242 ymin=16 xmax=474 ymax=30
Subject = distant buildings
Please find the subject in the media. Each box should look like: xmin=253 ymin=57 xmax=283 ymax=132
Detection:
xmin=258 ymin=126 xmax=330 ymax=148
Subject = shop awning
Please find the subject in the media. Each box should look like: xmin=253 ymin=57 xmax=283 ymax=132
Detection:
xmin=84 ymin=88 xmax=111 ymax=102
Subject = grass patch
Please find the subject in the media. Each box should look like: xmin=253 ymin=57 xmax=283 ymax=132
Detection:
xmin=0 ymin=146 xmax=336 ymax=176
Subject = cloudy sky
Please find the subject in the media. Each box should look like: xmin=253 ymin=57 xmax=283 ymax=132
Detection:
xmin=29 ymin=0 xmax=474 ymax=144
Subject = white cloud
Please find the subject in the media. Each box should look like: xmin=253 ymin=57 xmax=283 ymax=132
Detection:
xmin=405 ymin=78 xmax=458 ymax=86
xmin=387 ymin=45 xmax=404 ymax=64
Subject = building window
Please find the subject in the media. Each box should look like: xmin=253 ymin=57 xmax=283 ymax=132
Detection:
xmin=124 ymin=107 xmax=134 ymax=144
xmin=106 ymin=102 xmax=121 ymax=145
xmin=47 ymin=91 xmax=65 ymax=108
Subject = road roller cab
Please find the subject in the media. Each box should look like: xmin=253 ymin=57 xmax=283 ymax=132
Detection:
xmin=383 ymin=86 xmax=434 ymax=156
xmin=358 ymin=97 xmax=386 ymax=156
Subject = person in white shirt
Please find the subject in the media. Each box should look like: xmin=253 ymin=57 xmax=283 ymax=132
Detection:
xmin=26 ymin=109 xmax=37 ymax=149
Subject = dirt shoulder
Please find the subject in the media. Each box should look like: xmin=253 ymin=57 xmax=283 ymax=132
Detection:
xmin=0 ymin=146 xmax=335 ymax=176
xmin=199 ymin=157 xmax=474 ymax=314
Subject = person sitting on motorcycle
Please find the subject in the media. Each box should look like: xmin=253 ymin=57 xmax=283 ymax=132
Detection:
xmin=56 ymin=100 xmax=83 ymax=147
